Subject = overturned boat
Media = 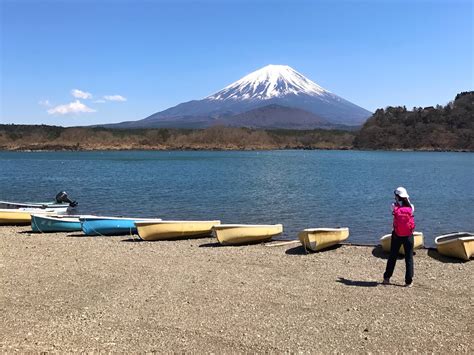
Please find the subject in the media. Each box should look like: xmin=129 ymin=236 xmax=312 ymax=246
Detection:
xmin=380 ymin=231 xmax=424 ymax=254
xmin=213 ymin=224 xmax=283 ymax=245
xmin=298 ymin=227 xmax=349 ymax=252
xmin=80 ymin=216 xmax=160 ymax=236
xmin=435 ymin=232 xmax=474 ymax=261
xmin=136 ymin=220 xmax=221 ymax=241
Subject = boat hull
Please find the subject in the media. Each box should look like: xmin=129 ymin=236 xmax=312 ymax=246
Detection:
xmin=435 ymin=233 xmax=474 ymax=261
xmin=0 ymin=209 xmax=59 ymax=225
xmin=0 ymin=201 xmax=72 ymax=210
xmin=213 ymin=224 xmax=283 ymax=245
xmin=136 ymin=220 xmax=221 ymax=241
xmin=80 ymin=217 xmax=160 ymax=236
xmin=31 ymin=215 xmax=82 ymax=233
xmin=380 ymin=232 xmax=424 ymax=254
xmin=298 ymin=228 xmax=349 ymax=252
xmin=0 ymin=210 xmax=33 ymax=225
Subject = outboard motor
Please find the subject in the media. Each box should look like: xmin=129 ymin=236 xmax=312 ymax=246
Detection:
xmin=55 ymin=191 xmax=78 ymax=207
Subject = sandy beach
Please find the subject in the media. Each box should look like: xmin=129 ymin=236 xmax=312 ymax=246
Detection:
xmin=1 ymin=226 xmax=472 ymax=353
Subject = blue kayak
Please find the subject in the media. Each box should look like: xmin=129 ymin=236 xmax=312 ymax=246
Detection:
xmin=31 ymin=214 xmax=82 ymax=233
xmin=80 ymin=216 xmax=160 ymax=236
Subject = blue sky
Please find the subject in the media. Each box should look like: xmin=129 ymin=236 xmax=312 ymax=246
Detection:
xmin=1 ymin=0 xmax=472 ymax=126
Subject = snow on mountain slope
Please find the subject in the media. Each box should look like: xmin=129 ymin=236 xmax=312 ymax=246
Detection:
xmin=208 ymin=64 xmax=330 ymax=100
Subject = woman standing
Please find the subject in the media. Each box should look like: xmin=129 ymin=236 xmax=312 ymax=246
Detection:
xmin=383 ymin=187 xmax=416 ymax=287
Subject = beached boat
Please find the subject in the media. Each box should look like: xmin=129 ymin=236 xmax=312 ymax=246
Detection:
xmin=0 ymin=191 xmax=78 ymax=210
xmin=80 ymin=216 xmax=161 ymax=236
xmin=298 ymin=227 xmax=349 ymax=252
xmin=380 ymin=232 xmax=424 ymax=254
xmin=135 ymin=220 xmax=221 ymax=241
xmin=0 ymin=208 xmax=60 ymax=225
xmin=212 ymin=224 xmax=283 ymax=245
xmin=31 ymin=214 xmax=84 ymax=233
xmin=435 ymin=232 xmax=474 ymax=261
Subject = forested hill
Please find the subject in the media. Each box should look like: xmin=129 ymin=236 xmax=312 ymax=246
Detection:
xmin=354 ymin=92 xmax=473 ymax=151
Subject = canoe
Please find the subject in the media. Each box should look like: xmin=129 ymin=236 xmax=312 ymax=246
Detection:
xmin=435 ymin=232 xmax=474 ymax=261
xmin=298 ymin=227 xmax=349 ymax=252
xmin=31 ymin=214 xmax=84 ymax=233
xmin=136 ymin=220 xmax=221 ymax=241
xmin=213 ymin=224 xmax=283 ymax=245
xmin=0 ymin=208 xmax=60 ymax=225
xmin=380 ymin=232 xmax=424 ymax=254
xmin=80 ymin=216 xmax=161 ymax=236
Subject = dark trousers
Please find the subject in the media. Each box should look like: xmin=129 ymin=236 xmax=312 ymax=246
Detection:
xmin=383 ymin=232 xmax=414 ymax=284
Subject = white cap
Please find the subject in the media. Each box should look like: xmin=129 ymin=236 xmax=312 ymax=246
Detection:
xmin=394 ymin=186 xmax=409 ymax=198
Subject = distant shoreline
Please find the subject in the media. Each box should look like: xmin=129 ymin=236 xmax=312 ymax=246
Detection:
xmin=1 ymin=122 xmax=472 ymax=152
xmin=0 ymin=147 xmax=471 ymax=153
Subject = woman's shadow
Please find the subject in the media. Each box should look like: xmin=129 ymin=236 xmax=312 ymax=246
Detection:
xmin=336 ymin=277 xmax=379 ymax=287
xmin=285 ymin=244 xmax=342 ymax=255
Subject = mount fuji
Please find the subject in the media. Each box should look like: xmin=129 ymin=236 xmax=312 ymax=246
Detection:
xmin=108 ymin=65 xmax=372 ymax=129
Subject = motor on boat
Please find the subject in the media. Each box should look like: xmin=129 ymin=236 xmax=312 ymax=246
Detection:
xmin=55 ymin=191 xmax=78 ymax=207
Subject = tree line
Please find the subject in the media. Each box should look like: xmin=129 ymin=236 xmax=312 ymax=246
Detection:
xmin=354 ymin=91 xmax=473 ymax=151
xmin=0 ymin=125 xmax=354 ymax=151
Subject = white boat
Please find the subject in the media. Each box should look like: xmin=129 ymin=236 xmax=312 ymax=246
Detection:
xmin=213 ymin=224 xmax=283 ymax=245
xmin=435 ymin=232 xmax=474 ymax=261
xmin=0 ymin=191 xmax=78 ymax=210
xmin=0 ymin=201 xmax=70 ymax=210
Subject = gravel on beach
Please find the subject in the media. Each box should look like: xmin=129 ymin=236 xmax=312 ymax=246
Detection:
xmin=1 ymin=226 xmax=472 ymax=353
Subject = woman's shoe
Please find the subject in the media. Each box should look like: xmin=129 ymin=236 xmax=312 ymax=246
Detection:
xmin=405 ymin=282 xmax=413 ymax=288
xmin=382 ymin=278 xmax=390 ymax=285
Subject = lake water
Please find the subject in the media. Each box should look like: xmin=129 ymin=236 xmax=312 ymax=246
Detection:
xmin=0 ymin=150 xmax=472 ymax=246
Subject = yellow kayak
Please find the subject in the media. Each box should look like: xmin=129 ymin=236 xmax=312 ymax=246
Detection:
xmin=380 ymin=232 xmax=424 ymax=254
xmin=213 ymin=224 xmax=283 ymax=245
xmin=135 ymin=220 xmax=221 ymax=241
xmin=298 ymin=227 xmax=349 ymax=252
xmin=435 ymin=232 xmax=474 ymax=261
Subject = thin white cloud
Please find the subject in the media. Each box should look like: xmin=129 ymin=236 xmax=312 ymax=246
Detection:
xmin=47 ymin=100 xmax=96 ymax=115
xmin=38 ymin=99 xmax=52 ymax=107
xmin=104 ymin=94 xmax=127 ymax=102
xmin=71 ymin=89 xmax=93 ymax=99
xmin=93 ymin=99 xmax=106 ymax=103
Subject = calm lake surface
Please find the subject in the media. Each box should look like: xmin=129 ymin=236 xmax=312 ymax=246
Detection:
xmin=0 ymin=150 xmax=472 ymax=246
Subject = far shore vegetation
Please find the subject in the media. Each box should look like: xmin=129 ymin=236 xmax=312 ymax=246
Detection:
xmin=354 ymin=91 xmax=473 ymax=151
xmin=1 ymin=92 xmax=472 ymax=152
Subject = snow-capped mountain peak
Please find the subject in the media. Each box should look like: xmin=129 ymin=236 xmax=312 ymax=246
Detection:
xmin=106 ymin=64 xmax=372 ymax=128
xmin=208 ymin=64 xmax=330 ymax=101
